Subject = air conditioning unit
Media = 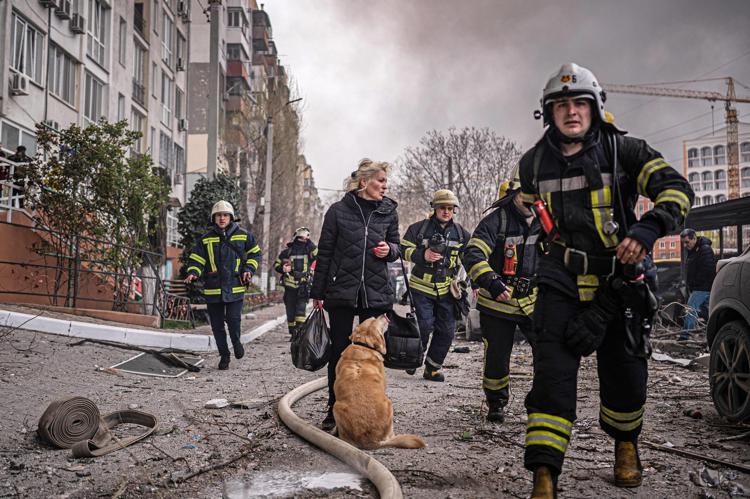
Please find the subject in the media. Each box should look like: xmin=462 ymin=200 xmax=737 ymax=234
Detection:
xmin=39 ymin=0 xmax=56 ymax=7
xmin=54 ymin=0 xmax=71 ymax=18
xmin=176 ymin=58 xmax=185 ymax=71
xmin=10 ymin=73 xmax=30 ymax=96
xmin=70 ymin=13 xmax=85 ymax=34
xmin=178 ymin=118 xmax=189 ymax=132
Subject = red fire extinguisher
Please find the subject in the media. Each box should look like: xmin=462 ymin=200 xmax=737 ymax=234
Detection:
xmin=503 ymin=242 xmax=516 ymax=276
xmin=531 ymin=199 xmax=559 ymax=241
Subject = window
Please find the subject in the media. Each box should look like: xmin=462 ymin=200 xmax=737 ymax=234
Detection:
xmin=87 ymin=0 xmax=108 ymax=66
xmin=687 ymin=148 xmax=699 ymax=168
xmin=742 ymin=167 xmax=750 ymax=189
xmin=130 ymin=109 xmax=145 ymax=153
xmin=152 ymin=0 xmax=159 ymax=34
xmin=175 ymin=87 xmax=183 ymax=121
xmin=48 ymin=44 xmax=76 ymax=106
xmin=716 ymin=194 xmax=727 ymax=203
xmin=149 ymin=126 xmax=156 ymax=153
xmin=10 ymin=13 xmax=44 ymax=84
xmin=694 ymin=197 xmax=701 ymax=207
xmin=670 ymin=241 xmax=675 ymax=248
xmin=174 ymin=143 xmax=185 ymax=181
xmin=134 ymin=1 xmax=145 ymax=36
xmin=713 ymin=145 xmax=725 ymax=165
xmin=132 ymin=43 xmax=147 ymax=106
xmin=162 ymin=12 xmax=174 ymax=67
xmin=161 ymin=73 xmax=173 ymax=125
xmin=159 ymin=131 xmax=172 ymax=169
xmin=659 ymin=241 xmax=665 ymax=249
xmin=84 ymin=72 xmax=105 ymax=123
xmin=176 ymin=32 xmax=186 ymax=67
xmin=702 ymin=195 xmax=712 ymax=206
xmin=226 ymin=43 xmax=243 ymax=61
xmin=1 ymin=122 xmax=37 ymax=155
xmin=741 ymin=142 xmax=750 ymax=163
xmin=669 ymin=252 xmax=676 ymax=258
xmin=688 ymin=172 xmax=701 ymax=192
xmin=167 ymin=209 xmax=180 ymax=247
xmin=152 ymin=62 xmax=159 ymax=97
xmin=118 ymin=17 xmax=127 ymax=65
xmin=715 ymin=170 xmax=726 ymax=190
xmin=117 ymin=93 xmax=125 ymax=121
xmin=700 ymin=146 xmax=712 ymax=167
xmin=702 ymin=171 xmax=713 ymax=190
xmin=227 ymin=9 xmax=244 ymax=27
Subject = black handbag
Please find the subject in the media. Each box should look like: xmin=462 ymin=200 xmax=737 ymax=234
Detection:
xmin=383 ymin=258 xmax=424 ymax=370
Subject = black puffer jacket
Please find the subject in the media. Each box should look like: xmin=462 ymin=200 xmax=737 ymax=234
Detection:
xmin=686 ymin=236 xmax=716 ymax=292
xmin=310 ymin=192 xmax=400 ymax=310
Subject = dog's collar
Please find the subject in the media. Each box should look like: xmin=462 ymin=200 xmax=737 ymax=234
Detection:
xmin=352 ymin=341 xmax=382 ymax=355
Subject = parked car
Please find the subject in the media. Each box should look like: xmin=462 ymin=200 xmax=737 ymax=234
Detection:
xmin=707 ymin=245 xmax=750 ymax=422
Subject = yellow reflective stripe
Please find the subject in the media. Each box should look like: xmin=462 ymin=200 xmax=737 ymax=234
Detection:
xmin=400 ymin=239 xmax=417 ymax=248
xmin=205 ymin=241 xmax=218 ymax=272
xmin=469 ymin=261 xmax=493 ymax=281
xmin=231 ymin=286 xmax=246 ymax=293
xmin=187 ymin=266 xmax=202 ymax=275
xmin=655 ymin=188 xmax=691 ymax=216
xmin=202 ymin=237 xmax=220 ymax=243
xmin=246 ymin=245 xmax=261 ymax=255
xmin=637 ymin=158 xmax=669 ymax=196
xmin=601 ymin=405 xmax=644 ymax=421
xmin=528 ymin=412 xmax=573 ymax=434
xmin=544 ymin=192 xmax=554 ymax=216
xmin=590 ymin=187 xmax=619 ymax=248
xmin=577 ymin=274 xmax=599 ymax=287
xmin=477 ymin=293 xmax=526 ymax=315
xmin=600 ymin=413 xmax=642 ymax=432
xmin=189 ymin=253 xmax=206 ymax=265
xmin=578 ymin=288 xmax=596 ymax=302
xmin=247 ymin=259 xmax=259 ymax=270
xmin=577 ymin=274 xmax=599 ymax=302
xmin=525 ymin=431 xmax=568 ymax=453
xmin=409 ymin=280 xmax=441 ymax=296
xmin=230 ymin=234 xmax=248 ymax=241
xmin=520 ymin=192 xmax=537 ymax=204
xmin=404 ymin=247 xmax=416 ymax=261
xmin=483 ymin=375 xmax=510 ymax=391
xmin=235 ymin=259 xmax=240 ymax=272
xmin=467 ymin=237 xmax=492 ymax=258
xmin=204 ymin=288 xmax=221 ymax=295
xmin=294 ymin=315 xmax=306 ymax=322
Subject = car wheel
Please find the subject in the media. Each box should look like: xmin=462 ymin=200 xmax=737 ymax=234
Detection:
xmin=709 ymin=320 xmax=750 ymax=422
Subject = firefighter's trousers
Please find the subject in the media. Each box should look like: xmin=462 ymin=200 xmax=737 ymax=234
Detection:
xmin=412 ymin=292 xmax=456 ymax=369
xmin=524 ymin=285 xmax=648 ymax=475
xmin=283 ymin=287 xmax=308 ymax=334
xmin=479 ymin=312 xmax=535 ymax=407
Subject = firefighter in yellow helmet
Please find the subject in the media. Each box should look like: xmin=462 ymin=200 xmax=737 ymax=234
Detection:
xmin=274 ymin=227 xmax=318 ymax=335
xmin=463 ymin=170 xmax=540 ymax=423
xmin=519 ymin=63 xmax=694 ymax=497
xmin=400 ymin=189 xmax=471 ymax=382
xmin=185 ymin=200 xmax=262 ymax=370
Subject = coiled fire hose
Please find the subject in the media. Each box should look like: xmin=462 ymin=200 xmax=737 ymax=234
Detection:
xmin=37 ymin=396 xmax=157 ymax=458
xmin=277 ymin=377 xmax=403 ymax=499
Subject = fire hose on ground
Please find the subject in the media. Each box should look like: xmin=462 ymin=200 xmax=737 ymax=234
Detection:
xmin=277 ymin=376 xmax=404 ymax=499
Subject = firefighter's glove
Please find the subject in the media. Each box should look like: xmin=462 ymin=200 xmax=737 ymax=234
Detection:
xmin=564 ymin=285 xmax=621 ymax=357
xmin=487 ymin=276 xmax=508 ymax=300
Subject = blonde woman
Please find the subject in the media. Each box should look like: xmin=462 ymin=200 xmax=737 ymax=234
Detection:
xmin=310 ymin=158 xmax=400 ymax=431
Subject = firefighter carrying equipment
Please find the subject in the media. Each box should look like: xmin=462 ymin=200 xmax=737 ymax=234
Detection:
xmin=430 ymin=189 xmax=460 ymax=208
xmin=463 ymin=198 xmax=541 ymax=319
xmin=210 ymin=200 xmax=235 ymax=221
xmin=186 ymin=221 xmax=261 ymax=303
xmin=400 ymin=216 xmax=470 ymax=299
xmin=275 ymin=238 xmax=318 ymax=332
xmin=38 ymin=396 xmax=157 ymax=458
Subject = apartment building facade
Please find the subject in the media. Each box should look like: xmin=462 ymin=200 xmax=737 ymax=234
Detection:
xmin=1 ymin=0 xmax=190 ymax=275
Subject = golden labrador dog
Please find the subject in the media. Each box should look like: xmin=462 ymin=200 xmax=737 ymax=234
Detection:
xmin=333 ymin=315 xmax=426 ymax=450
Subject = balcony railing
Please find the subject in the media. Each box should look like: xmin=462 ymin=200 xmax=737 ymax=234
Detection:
xmin=132 ymin=79 xmax=146 ymax=107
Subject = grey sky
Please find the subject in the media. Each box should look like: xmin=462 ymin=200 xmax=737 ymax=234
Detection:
xmin=267 ymin=0 xmax=750 ymax=194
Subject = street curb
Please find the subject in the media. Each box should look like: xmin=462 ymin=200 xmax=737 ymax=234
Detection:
xmin=0 ymin=309 xmax=286 ymax=352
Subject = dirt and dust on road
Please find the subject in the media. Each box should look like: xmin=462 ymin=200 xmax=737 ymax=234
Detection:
xmin=0 ymin=306 xmax=749 ymax=498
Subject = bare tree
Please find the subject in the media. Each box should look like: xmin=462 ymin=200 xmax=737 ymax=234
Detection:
xmin=391 ymin=127 xmax=522 ymax=233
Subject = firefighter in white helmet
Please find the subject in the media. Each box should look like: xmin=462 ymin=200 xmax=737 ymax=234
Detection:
xmin=400 ymin=189 xmax=471 ymax=382
xmin=185 ymin=200 xmax=262 ymax=370
xmin=519 ymin=63 xmax=694 ymax=497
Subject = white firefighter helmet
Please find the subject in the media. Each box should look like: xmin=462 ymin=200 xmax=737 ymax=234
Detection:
xmin=294 ymin=227 xmax=310 ymax=239
xmin=210 ymin=200 xmax=235 ymax=221
xmin=431 ymin=189 xmax=460 ymax=208
xmin=538 ymin=63 xmax=607 ymax=125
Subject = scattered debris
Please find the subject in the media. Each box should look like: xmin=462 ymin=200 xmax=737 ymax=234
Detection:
xmin=684 ymin=408 xmax=703 ymax=419
xmin=652 ymin=352 xmax=692 ymax=367
xmin=643 ymin=440 xmax=750 ymax=474
xmin=452 ymin=346 xmax=471 ymax=353
xmin=204 ymin=399 xmax=230 ymax=409
xmin=690 ymin=354 xmax=711 ymax=368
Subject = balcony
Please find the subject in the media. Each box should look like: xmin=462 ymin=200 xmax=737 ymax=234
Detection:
xmin=226 ymin=60 xmax=251 ymax=82
xmin=132 ymin=79 xmax=146 ymax=107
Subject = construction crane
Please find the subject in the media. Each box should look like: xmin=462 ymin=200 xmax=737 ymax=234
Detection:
xmin=603 ymin=78 xmax=750 ymax=199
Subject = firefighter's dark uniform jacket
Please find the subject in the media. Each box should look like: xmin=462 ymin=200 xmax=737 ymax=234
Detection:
xmin=518 ymin=123 xmax=694 ymax=475
xmin=400 ymin=216 xmax=470 ymax=299
xmin=186 ymin=222 xmax=261 ymax=303
xmin=463 ymin=201 xmax=541 ymax=319
xmin=274 ymin=239 xmax=318 ymax=290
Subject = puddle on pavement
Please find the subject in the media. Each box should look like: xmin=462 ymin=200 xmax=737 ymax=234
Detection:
xmin=224 ymin=471 xmax=364 ymax=498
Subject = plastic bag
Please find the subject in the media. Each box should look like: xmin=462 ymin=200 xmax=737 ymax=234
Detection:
xmin=291 ymin=308 xmax=331 ymax=371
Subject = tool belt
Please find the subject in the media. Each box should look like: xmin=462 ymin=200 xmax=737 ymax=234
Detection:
xmin=38 ymin=396 xmax=157 ymax=458
xmin=503 ymin=275 xmax=534 ymax=299
xmin=549 ymin=243 xmax=616 ymax=277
